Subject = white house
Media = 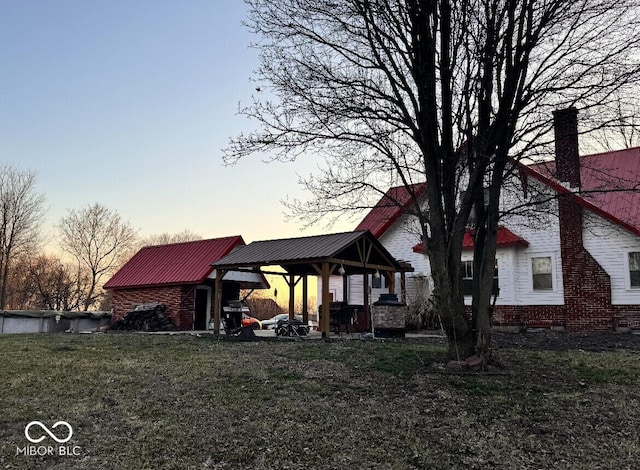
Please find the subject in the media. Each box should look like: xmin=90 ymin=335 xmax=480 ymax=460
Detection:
xmin=320 ymin=108 xmax=640 ymax=330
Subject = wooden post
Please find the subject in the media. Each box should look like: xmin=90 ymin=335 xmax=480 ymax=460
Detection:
xmin=214 ymin=269 xmax=225 ymax=336
xmin=321 ymin=262 xmax=330 ymax=338
xmin=302 ymin=275 xmax=308 ymax=324
xmin=400 ymin=271 xmax=407 ymax=304
xmin=388 ymin=271 xmax=396 ymax=295
xmin=289 ymin=274 xmax=295 ymax=320
xmin=342 ymin=274 xmax=348 ymax=304
xmin=363 ymin=270 xmax=370 ymax=331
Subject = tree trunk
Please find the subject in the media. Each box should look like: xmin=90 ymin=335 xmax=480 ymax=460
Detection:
xmin=0 ymin=257 xmax=8 ymax=310
xmin=426 ymin=225 xmax=475 ymax=360
xmin=84 ymin=273 xmax=97 ymax=312
xmin=439 ymin=291 xmax=475 ymax=360
xmin=471 ymin=154 xmax=508 ymax=361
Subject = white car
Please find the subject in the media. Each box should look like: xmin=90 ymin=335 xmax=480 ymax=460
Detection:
xmin=261 ymin=313 xmax=303 ymax=330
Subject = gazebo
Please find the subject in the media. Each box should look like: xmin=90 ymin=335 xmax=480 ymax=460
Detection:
xmin=211 ymin=230 xmax=412 ymax=337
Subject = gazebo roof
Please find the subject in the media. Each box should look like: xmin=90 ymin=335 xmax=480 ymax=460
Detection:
xmin=212 ymin=230 xmax=407 ymax=275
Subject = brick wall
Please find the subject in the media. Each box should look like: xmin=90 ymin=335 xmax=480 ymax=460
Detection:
xmin=492 ymin=304 xmax=565 ymax=328
xmin=111 ymin=285 xmax=196 ymax=330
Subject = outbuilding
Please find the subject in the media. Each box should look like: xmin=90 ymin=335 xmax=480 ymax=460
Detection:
xmin=104 ymin=236 xmax=268 ymax=330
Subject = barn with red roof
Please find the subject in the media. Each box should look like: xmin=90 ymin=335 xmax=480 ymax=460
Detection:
xmin=104 ymin=236 xmax=268 ymax=330
xmin=322 ymin=108 xmax=640 ymax=331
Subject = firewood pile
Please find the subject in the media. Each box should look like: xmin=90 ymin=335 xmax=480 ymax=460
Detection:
xmin=110 ymin=303 xmax=177 ymax=332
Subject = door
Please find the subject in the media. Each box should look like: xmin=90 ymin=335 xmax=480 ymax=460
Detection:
xmin=194 ymin=287 xmax=210 ymax=330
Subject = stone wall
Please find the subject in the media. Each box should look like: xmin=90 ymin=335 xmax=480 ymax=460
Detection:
xmin=372 ymin=304 xmax=407 ymax=329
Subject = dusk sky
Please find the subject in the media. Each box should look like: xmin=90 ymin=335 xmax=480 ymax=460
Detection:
xmin=0 ymin=1 xmax=355 ymax=248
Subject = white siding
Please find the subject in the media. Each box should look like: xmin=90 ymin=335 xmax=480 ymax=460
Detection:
xmin=316 ymin=272 xmax=392 ymax=306
xmin=583 ymin=211 xmax=640 ymax=305
xmin=501 ymin=173 xmax=640 ymax=306
xmin=500 ymin=179 xmax=565 ymax=305
xmin=316 ymin=273 xmax=398 ymax=306
xmin=316 ymin=275 xmax=345 ymax=305
xmin=496 ymin=248 xmax=517 ymax=303
xmin=378 ymin=213 xmax=432 ymax=305
xmin=461 ymin=248 xmax=520 ymax=305
xmin=348 ymin=275 xmax=364 ymax=304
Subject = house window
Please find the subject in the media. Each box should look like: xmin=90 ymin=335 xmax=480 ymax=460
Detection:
xmin=461 ymin=260 xmax=474 ymax=296
xmin=371 ymin=274 xmax=386 ymax=289
xmin=461 ymin=260 xmax=499 ymax=296
xmin=532 ymin=256 xmax=553 ymax=290
xmin=629 ymin=252 xmax=640 ymax=288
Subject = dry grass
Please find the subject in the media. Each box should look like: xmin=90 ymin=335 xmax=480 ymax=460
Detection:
xmin=0 ymin=332 xmax=639 ymax=469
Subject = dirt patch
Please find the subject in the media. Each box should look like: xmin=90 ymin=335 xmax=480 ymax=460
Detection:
xmin=492 ymin=330 xmax=640 ymax=352
xmin=409 ymin=329 xmax=640 ymax=352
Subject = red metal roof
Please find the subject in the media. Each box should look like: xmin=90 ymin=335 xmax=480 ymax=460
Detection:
xmin=524 ymin=147 xmax=640 ymax=236
xmin=104 ymin=236 xmax=245 ymax=289
xmin=354 ymin=183 xmax=427 ymax=237
xmin=412 ymin=226 xmax=529 ymax=253
xmin=359 ymin=148 xmax=640 ymax=243
xmin=462 ymin=226 xmax=529 ymax=250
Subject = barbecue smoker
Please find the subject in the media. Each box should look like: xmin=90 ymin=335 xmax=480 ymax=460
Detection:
xmin=221 ymin=300 xmax=248 ymax=331
xmin=371 ymin=294 xmax=407 ymax=338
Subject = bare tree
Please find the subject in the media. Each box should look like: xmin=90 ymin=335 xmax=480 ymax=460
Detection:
xmin=243 ymin=295 xmax=285 ymax=320
xmin=584 ymin=96 xmax=640 ymax=152
xmin=139 ymin=229 xmax=202 ymax=247
xmin=58 ymin=203 xmax=137 ymax=311
xmin=27 ymin=254 xmax=93 ymax=311
xmin=5 ymin=252 xmax=94 ymax=311
xmin=226 ymin=0 xmax=640 ymax=360
xmin=0 ymin=165 xmax=45 ymax=309
xmin=4 ymin=253 xmax=36 ymax=309
xmin=118 ymin=229 xmax=203 ymax=269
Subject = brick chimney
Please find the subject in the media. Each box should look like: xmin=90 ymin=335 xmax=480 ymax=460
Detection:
xmin=553 ymin=107 xmax=580 ymax=189
xmin=553 ymin=107 xmax=613 ymax=331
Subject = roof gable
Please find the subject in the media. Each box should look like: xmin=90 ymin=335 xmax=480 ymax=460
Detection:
xmin=104 ymin=236 xmax=245 ymax=289
xmin=355 ymin=183 xmax=427 ymax=237
xmin=524 ymin=147 xmax=640 ymax=236
xmin=412 ymin=226 xmax=529 ymax=253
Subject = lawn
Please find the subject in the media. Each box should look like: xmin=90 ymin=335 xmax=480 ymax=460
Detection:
xmin=1 ymin=332 xmax=639 ymax=469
